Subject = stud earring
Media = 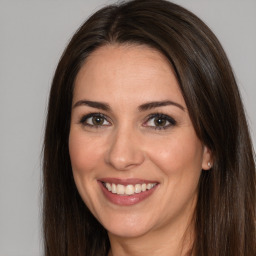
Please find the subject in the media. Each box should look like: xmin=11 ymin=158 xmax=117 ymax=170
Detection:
xmin=208 ymin=162 xmax=211 ymax=168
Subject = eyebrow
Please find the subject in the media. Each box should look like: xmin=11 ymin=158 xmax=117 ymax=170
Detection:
xmin=73 ymin=99 xmax=185 ymax=112
xmin=138 ymin=100 xmax=185 ymax=111
xmin=73 ymin=100 xmax=111 ymax=111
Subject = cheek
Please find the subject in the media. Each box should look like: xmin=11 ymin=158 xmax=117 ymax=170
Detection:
xmin=68 ymin=130 xmax=106 ymax=214
xmin=68 ymin=131 xmax=103 ymax=176
xmin=147 ymin=131 xmax=203 ymax=175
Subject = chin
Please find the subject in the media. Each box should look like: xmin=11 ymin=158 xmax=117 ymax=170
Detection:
xmin=106 ymin=225 xmax=151 ymax=239
xmin=100 ymin=212 xmax=154 ymax=238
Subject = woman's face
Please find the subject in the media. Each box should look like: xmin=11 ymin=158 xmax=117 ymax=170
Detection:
xmin=69 ymin=44 xmax=211 ymax=238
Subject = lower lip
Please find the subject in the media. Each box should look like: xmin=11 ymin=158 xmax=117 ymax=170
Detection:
xmin=99 ymin=182 xmax=158 ymax=206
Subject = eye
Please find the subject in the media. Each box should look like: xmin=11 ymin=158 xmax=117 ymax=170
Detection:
xmin=143 ymin=113 xmax=176 ymax=130
xmin=80 ymin=113 xmax=111 ymax=127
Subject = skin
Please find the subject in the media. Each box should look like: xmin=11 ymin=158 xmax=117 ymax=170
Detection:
xmin=69 ymin=44 xmax=212 ymax=256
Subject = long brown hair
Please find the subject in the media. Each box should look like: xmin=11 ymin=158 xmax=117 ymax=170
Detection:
xmin=43 ymin=0 xmax=256 ymax=255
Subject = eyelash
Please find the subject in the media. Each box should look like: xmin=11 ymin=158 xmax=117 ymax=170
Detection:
xmin=79 ymin=113 xmax=111 ymax=128
xmin=79 ymin=112 xmax=176 ymax=130
xmin=143 ymin=113 xmax=176 ymax=130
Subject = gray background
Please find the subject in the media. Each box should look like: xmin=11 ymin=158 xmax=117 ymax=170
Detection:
xmin=0 ymin=0 xmax=255 ymax=255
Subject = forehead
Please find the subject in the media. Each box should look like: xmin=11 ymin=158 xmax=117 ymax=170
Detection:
xmin=73 ymin=44 xmax=185 ymax=107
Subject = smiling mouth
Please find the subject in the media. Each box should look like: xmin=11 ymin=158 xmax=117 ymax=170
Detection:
xmin=99 ymin=178 xmax=159 ymax=206
xmin=102 ymin=182 xmax=157 ymax=196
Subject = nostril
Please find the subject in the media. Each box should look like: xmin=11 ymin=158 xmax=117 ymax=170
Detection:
xmin=105 ymin=137 xmax=145 ymax=171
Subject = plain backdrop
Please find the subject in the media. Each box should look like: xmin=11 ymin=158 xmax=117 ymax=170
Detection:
xmin=0 ymin=0 xmax=255 ymax=255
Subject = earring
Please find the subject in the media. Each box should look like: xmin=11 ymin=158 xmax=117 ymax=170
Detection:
xmin=208 ymin=162 xmax=211 ymax=168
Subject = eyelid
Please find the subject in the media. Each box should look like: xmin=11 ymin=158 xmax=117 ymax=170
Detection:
xmin=143 ymin=113 xmax=176 ymax=129
xmin=79 ymin=112 xmax=112 ymax=127
xmin=78 ymin=112 xmax=176 ymax=130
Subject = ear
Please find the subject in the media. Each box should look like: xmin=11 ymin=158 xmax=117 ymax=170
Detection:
xmin=201 ymin=146 xmax=213 ymax=170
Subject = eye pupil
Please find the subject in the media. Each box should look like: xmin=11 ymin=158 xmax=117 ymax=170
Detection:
xmin=154 ymin=118 xmax=166 ymax=126
xmin=92 ymin=116 xmax=104 ymax=125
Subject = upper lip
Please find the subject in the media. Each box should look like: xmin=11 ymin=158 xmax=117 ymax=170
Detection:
xmin=99 ymin=178 xmax=159 ymax=185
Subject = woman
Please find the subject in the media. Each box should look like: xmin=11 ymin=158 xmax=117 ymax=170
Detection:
xmin=43 ymin=0 xmax=256 ymax=255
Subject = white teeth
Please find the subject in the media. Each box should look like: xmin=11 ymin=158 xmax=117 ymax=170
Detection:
xmin=125 ymin=185 xmax=134 ymax=195
xmin=106 ymin=183 xmax=111 ymax=191
xmin=135 ymin=184 xmax=142 ymax=193
xmin=116 ymin=184 xmax=125 ymax=195
xmin=147 ymin=183 xmax=154 ymax=190
xmin=112 ymin=183 xmax=117 ymax=193
xmin=104 ymin=182 xmax=156 ymax=196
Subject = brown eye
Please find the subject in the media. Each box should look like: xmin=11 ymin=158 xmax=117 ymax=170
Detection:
xmin=80 ymin=113 xmax=111 ymax=127
xmin=92 ymin=116 xmax=104 ymax=125
xmin=143 ymin=113 xmax=176 ymax=130
xmin=154 ymin=117 xmax=167 ymax=127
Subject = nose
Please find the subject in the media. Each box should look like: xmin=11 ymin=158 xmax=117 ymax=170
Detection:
xmin=105 ymin=127 xmax=145 ymax=171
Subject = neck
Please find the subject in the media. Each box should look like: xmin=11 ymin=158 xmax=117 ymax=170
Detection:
xmin=108 ymin=215 xmax=194 ymax=256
